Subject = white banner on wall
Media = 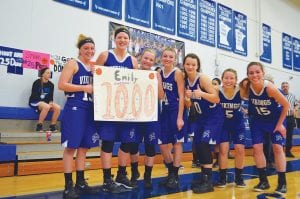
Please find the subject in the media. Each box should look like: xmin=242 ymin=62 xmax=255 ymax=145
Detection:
xmin=93 ymin=66 xmax=158 ymax=122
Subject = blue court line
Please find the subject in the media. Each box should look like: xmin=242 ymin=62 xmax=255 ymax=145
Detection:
xmin=2 ymin=159 xmax=300 ymax=199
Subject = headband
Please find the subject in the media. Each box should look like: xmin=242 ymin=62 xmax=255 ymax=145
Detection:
xmin=77 ymin=38 xmax=95 ymax=49
xmin=114 ymin=27 xmax=130 ymax=38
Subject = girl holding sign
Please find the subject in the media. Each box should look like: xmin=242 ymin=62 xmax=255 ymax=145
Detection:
xmin=58 ymin=34 xmax=99 ymax=199
xmin=158 ymin=47 xmax=185 ymax=189
xmin=95 ymin=26 xmax=139 ymax=192
xmin=183 ymin=53 xmax=222 ymax=194
xmin=129 ymin=49 xmax=164 ymax=188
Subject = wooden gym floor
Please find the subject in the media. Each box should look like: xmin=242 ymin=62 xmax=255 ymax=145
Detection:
xmin=0 ymin=150 xmax=299 ymax=199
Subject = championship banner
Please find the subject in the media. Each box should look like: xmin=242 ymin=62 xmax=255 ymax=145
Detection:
xmin=177 ymin=0 xmax=197 ymax=41
xmin=125 ymin=0 xmax=151 ymax=27
xmin=260 ymin=23 xmax=272 ymax=63
xmin=217 ymin=3 xmax=233 ymax=51
xmin=293 ymin=37 xmax=300 ymax=72
xmin=233 ymin=11 xmax=247 ymax=56
xmin=93 ymin=66 xmax=158 ymax=122
xmin=153 ymin=0 xmax=176 ymax=35
xmin=54 ymin=0 xmax=89 ymax=10
xmin=92 ymin=0 xmax=122 ymax=19
xmin=198 ymin=0 xmax=216 ymax=47
xmin=282 ymin=33 xmax=293 ymax=70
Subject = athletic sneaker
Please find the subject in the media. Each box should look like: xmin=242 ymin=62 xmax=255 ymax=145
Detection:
xmin=75 ymin=180 xmax=98 ymax=194
xmin=235 ymin=178 xmax=246 ymax=188
xmin=116 ymin=172 xmax=134 ymax=189
xmin=274 ymin=183 xmax=287 ymax=195
xmin=253 ymin=181 xmax=270 ymax=192
xmin=192 ymin=174 xmax=214 ymax=194
xmin=215 ymin=179 xmax=226 ymax=188
xmin=63 ymin=181 xmax=79 ymax=199
xmin=130 ymin=170 xmax=140 ymax=187
xmin=102 ymin=178 xmax=129 ymax=193
xmin=49 ymin=124 xmax=57 ymax=132
xmin=144 ymin=176 xmax=153 ymax=189
xmin=36 ymin=123 xmax=43 ymax=132
xmin=165 ymin=174 xmax=179 ymax=189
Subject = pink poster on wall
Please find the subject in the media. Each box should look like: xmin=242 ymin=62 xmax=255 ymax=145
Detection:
xmin=22 ymin=50 xmax=50 ymax=70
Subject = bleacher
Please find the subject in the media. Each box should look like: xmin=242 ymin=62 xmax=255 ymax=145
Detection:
xmin=1 ymin=106 xmax=300 ymax=177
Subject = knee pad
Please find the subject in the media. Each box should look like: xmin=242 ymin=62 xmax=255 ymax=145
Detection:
xmin=101 ymin=141 xmax=114 ymax=153
xmin=120 ymin=143 xmax=131 ymax=153
xmin=145 ymin=144 xmax=156 ymax=157
xmin=197 ymin=142 xmax=213 ymax=165
xmin=130 ymin=143 xmax=139 ymax=155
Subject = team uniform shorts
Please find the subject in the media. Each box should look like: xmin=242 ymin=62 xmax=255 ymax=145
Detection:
xmin=219 ymin=118 xmax=246 ymax=145
xmin=249 ymin=118 xmax=285 ymax=146
xmin=159 ymin=108 xmax=186 ymax=144
xmin=61 ymin=104 xmax=99 ymax=149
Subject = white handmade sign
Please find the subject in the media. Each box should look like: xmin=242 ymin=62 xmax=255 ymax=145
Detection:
xmin=93 ymin=66 xmax=158 ymax=122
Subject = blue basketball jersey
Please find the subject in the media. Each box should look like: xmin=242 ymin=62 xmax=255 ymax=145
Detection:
xmin=219 ymin=86 xmax=243 ymax=121
xmin=65 ymin=60 xmax=93 ymax=108
xmin=248 ymin=81 xmax=281 ymax=121
xmin=185 ymin=74 xmax=214 ymax=116
xmin=161 ymin=68 xmax=179 ymax=110
xmin=104 ymin=50 xmax=133 ymax=69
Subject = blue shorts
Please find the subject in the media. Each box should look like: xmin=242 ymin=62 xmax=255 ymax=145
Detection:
xmin=98 ymin=122 xmax=137 ymax=143
xmin=220 ymin=118 xmax=246 ymax=145
xmin=193 ymin=109 xmax=224 ymax=145
xmin=61 ymin=104 xmax=99 ymax=149
xmin=159 ymin=108 xmax=186 ymax=144
xmin=250 ymin=119 xmax=285 ymax=146
xmin=136 ymin=121 xmax=160 ymax=145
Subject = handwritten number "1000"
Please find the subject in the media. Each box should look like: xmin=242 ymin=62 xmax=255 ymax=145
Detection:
xmin=102 ymin=82 xmax=156 ymax=119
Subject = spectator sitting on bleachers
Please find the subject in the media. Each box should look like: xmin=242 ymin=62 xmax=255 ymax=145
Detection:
xmin=29 ymin=68 xmax=60 ymax=132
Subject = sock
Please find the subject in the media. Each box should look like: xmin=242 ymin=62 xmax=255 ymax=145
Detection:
xmin=131 ymin=162 xmax=138 ymax=173
xmin=203 ymin=168 xmax=212 ymax=179
xmin=278 ymin=172 xmax=286 ymax=185
xmin=257 ymin=167 xmax=268 ymax=182
xmin=144 ymin=165 xmax=153 ymax=178
xmin=173 ymin=166 xmax=179 ymax=177
xmin=166 ymin=162 xmax=174 ymax=175
xmin=118 ymin=165 xmax=126 ymax=175
xmin=64 ymin=172 xmax=73 ymax=188
xmin=220 ymin=169 xmax=227 ymax=181
xmin=76 ymin=170 xmax=84 ymax=184
xmin=103 ymin=168 xmax=111 ymax=180
xmin=235 ymin=168 xmax=243 ymax=180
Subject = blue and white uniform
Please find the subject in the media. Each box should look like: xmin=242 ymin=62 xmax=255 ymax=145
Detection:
xmin=61 ymin=60 xmax=99 ymax=148
xmin=186 ymin=74 xmax=223 ymax=145
xmin=248 ymin=81 xmax=284 ymax=145
xmin=159 ymin=68 xmax=185 ymax=144
xmin=219 ymin=87 xmax=245 ymax=145
xmin=98 ymin=50 xmax=137 ymax=143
